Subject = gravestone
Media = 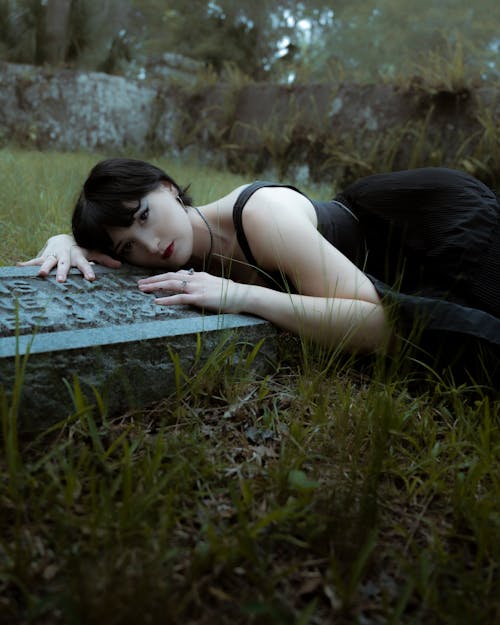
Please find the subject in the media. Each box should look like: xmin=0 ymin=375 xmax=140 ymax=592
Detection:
xmin=0 ymin=266 xmax=278 ymax=430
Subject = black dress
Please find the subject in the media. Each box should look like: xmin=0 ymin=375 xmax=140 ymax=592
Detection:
xmin=232 ymin=168 xmax=500 ymax=360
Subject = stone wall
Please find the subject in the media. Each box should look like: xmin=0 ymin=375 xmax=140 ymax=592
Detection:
xmin=195 ymin=81 xmax=499 ymax=184
xmin=1 ymin=61 xmax=498 ymax=185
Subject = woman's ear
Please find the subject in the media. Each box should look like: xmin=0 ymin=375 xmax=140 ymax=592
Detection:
xmin=160 ymin=180 xmax=177 ymax=195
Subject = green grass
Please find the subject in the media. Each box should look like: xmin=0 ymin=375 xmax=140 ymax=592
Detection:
xmin=1 ymin=149 xmax=499 ymax=624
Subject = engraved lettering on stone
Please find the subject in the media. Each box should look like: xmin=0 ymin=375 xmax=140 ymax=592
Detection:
xmin=1 ymin=316 xmax=18 ymax=332
xmin=10 ymin=280 xmax=38 ymax=295
xmin=0 ymin=299 xmax=16 ymax=312
xmin=0 ymin=270 xmax=189 ymax=337
xmin=19 ymin=297 xmax=46 ymax=310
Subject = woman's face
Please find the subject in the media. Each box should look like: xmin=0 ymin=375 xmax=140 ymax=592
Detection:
xmin=107 ymin=183 xmax=193 ymax=268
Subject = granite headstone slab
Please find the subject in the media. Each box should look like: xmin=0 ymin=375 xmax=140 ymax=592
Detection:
xmin=0 ymin=266 xmax=276 ymax=429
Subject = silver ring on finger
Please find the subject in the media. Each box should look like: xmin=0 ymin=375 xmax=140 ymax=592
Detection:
xmin=181 ymin=279 xmax=188 ymax=292
xmin=187 ymin=268 xmax=194 ymax=275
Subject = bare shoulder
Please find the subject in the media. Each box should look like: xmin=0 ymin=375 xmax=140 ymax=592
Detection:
xmin=239 ymin=186 xmax=320 ymax=270
xmin=207 ymin=184 xmax=320 ymax=271
xmin=214 ymin=184 xmax=317 ymax=224
xmin=243 ymin=185 xmax=317 ymax=225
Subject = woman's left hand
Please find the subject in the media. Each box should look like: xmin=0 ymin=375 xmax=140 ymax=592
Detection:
xmin=137 ymin=270 xmax=248 ymax=314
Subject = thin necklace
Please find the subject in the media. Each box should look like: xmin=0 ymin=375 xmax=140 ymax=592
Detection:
xmin=177 ymin=195 xmax=214 ymax=269
xmin=193 ymin=205 xmax=214 ymax=269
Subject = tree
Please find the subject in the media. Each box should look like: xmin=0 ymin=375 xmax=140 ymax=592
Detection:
xmin=129 ymin=0 xmax=336 ymax=80
xmin=0 ymin=0 xmax=131 ymax=69
xmin=292 ymin=0 xmax=500 ymax=83
xmin=1 ymin=0 xmax=498 ymax=82
xmin=34 ymin=0 xmax=72 ymax=65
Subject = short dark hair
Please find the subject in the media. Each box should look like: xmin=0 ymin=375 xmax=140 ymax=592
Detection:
xmin=71 ymin=158 xmax=192 ymax=254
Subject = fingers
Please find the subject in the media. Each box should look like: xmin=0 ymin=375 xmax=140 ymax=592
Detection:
xmin=69 ymin=249 xmax=121 ymax=282
xmin=17 ymin=255 xmax=63 ymax=278
xmin=137 ymin=270 xmax=234 ymax=313
xmin=138 ymin=273 xmax=169 ymax=285
xmin=154 ymin=293 xmax=194 ymax=306
xmin=54 ymin=249 xmax=72 ymax=282
xmin=17 ymin=248 xmax=118 ymax=283
xmin=17 ymin=250 xmax=69 ymax=281
xmin=70 ymin=248 xmax=98 ymax=282
xmin=138 ymin=269 xmax=196 ymax=286
xmin=17 ymin=257 xmax=45 ymax=267
xmin=138 ymin=271 xmax=199 ymax=304
xmin=138 ymin=276 xmax=188 ymax=293
xmin=74 ymin=258 xmax=96 ymax=282
xmin=38 ymin=255 xmax=60 ymax=278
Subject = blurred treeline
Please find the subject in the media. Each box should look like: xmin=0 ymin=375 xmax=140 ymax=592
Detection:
xmin=0 ymin=0 xmax=499 ymax=84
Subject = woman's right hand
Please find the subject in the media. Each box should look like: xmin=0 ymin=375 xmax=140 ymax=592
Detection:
xmin=17 ymin=234 xmax=121 ymax=282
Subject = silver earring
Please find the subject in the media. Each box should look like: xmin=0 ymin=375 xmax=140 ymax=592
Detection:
xmin=176 ymin=194 xmax=187 ymax=212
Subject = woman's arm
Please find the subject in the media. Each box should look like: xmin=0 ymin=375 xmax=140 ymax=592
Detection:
xmin=18 ymin=234 xmax=121 ymax=282
xmin=237 ymin=283 xmax=387 ymax=352
xmin=139 ymin=187 xmax=390 ymax=352
xmin=139 ymin=271 xmax=386 ymax=351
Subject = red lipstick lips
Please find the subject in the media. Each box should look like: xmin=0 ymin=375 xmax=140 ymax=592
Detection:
xmin=163 ymin=242 xmax=174 ymax=259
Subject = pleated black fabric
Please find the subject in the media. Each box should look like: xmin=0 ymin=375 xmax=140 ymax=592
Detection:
xmin=335 ymin=168 xmax=500 ymax=347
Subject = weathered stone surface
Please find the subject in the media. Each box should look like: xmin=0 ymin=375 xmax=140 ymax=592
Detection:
xmin=0 ymin=62 xmax=178 ymax=152
xmin=0 ymin=266 xmax=277 ymax=430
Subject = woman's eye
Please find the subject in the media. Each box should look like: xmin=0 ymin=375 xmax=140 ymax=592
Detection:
xmin=139 ymin=206 xmax=149 ymax=222
xmin=122 ymin=241 xmax=134 ymax=256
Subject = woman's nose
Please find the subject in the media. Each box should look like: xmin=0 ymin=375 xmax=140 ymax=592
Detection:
xmin=137 ymin=231 xmax=160 ymax=254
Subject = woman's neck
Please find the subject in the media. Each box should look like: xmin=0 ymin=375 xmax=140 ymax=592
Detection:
xmin=188 ymin=186 xmax=249 ymax=274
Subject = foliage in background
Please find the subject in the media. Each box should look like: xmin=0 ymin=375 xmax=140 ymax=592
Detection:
xmin=293 ymin=0 xmax=500 ymax=83
xmin=0 ymin=0 xmax=499 ymax=83
xmin=130 ymin=0 xmax=337 ymax=81
xmin=0 ymin=0 xmax=125 ymax=70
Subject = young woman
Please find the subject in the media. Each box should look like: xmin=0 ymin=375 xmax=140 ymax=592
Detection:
xmin=20 ymin=159 xmax=500 ymax=362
